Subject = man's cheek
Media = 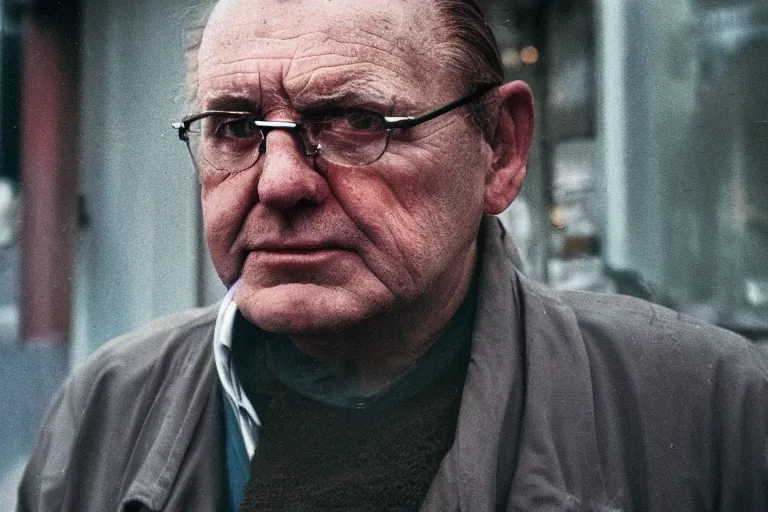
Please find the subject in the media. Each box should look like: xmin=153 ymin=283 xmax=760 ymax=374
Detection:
xmin=326 ymin=176 xmax=426 ymax=257
xmin=204 ymin=224 xmax=240 ymax=286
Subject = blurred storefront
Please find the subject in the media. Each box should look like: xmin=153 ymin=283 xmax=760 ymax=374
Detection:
xmin=490 ymin=0 xmax=768 ymax=340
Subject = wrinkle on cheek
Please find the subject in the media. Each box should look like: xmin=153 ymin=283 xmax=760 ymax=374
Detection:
xmin=202 ymin=173 xmax=257 ymax=285
xmin=382 ymin=218 xmax=431 ymax=288
xmin=382 ymin=149 xmax=455 ymax=204
xmin=204 ymin=219 xmax=240 ymax=286
xmin=389 ymin=130 xmax=486 ymax=204
xmin=400 ymin=118 xmax=463 ymax=144
xmin=330 ymin=150 xmax=482 ymax=296
xmin=325 ymin=170 xmax=428 ymax=291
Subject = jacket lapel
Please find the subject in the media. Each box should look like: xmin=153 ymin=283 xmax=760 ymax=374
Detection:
xmin=508 ymin=275 xmax=608 ymax=510
xmin=422 ymin=217 xmax=526 ymax=511
xmin=423 ymin=218 xmax=607 ymax=511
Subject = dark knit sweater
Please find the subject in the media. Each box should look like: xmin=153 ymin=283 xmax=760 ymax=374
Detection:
xmin=234 ymin=292 xmax=476 ymax=511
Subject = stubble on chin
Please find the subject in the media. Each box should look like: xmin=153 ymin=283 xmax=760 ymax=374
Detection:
xmin=233 ymin=280 xmax=386 ymax=337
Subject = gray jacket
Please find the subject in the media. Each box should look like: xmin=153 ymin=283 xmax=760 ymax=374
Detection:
xmin=17 ymin=219 xmax=768 ymax=511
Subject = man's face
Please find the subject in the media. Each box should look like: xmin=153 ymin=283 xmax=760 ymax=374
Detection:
xmin=198 ymin=0 xmax=493 ymax=337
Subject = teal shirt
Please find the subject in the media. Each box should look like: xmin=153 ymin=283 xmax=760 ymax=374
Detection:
xmin=224 ymin=396 xmax=250 ymax=512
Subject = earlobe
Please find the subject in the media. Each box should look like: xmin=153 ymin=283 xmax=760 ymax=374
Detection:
xmin=483 ymin=80 xmax=535 ymax=215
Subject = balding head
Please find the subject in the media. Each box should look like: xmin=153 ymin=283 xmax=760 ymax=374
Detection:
xmin=182 ymin=0 xmax=503 ymax=136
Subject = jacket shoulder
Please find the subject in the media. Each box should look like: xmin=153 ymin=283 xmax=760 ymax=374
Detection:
xmin=548 ymin=286 xmax=768 ymax=389
xmin=75 ymin=304 xmax=219 ymax=389
xmin=528 ymin=286 xmax=768 ymax=507
xmin=540 ymin=284 xmax=762 ymax=367
xmin=17 ymin=305 xmax=221 ymax=512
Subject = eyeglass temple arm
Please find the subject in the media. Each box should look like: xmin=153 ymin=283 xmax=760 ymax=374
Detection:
xmin=383 ymin=83 xmax=498 ymax=129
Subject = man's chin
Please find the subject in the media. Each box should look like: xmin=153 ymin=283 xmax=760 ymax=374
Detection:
xmin=233 ymin=282 xmax=380 ymax=337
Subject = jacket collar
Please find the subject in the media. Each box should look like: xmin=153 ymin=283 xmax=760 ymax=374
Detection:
xmin=423 ymin=216 xmax=607 ymax=510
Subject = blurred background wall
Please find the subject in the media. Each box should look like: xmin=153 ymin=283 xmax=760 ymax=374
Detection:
xmin=0 ymin=0 xmax=766 ymax=507
xmin=0 ymin=0 xmax=224 ymax=506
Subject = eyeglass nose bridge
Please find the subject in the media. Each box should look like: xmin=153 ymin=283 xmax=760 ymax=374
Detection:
xmin=256 ymin=120 xmax=320 ymax=159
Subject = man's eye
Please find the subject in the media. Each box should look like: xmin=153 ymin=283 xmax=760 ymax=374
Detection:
xmin=307 ymin=111 xmax=384 ymax=134
xmin=215 ymin=118 xmax=260 ymax=139
xmin=344 ymin=112 xmax=382 ymax=131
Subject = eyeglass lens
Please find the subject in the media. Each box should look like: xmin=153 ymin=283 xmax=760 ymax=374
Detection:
xmin=186 ymin=113 xmax=390 ymax=173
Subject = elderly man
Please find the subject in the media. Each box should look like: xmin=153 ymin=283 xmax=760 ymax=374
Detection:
xmin=17 ymin=0 xmax=768 ymax=510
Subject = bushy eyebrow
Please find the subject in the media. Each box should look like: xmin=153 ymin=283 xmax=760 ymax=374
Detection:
xmin=294 ymin=90 xmax=386 ymax=112
xmin=291 ymin=78 xmax=420 ymax=117
xmin=200 ymin=76 xmax=418 ymax=117
xmin=203 ymin=88 xmax=391 ymax=117
xmin=203 ymin=94 xmax=260 ymax=112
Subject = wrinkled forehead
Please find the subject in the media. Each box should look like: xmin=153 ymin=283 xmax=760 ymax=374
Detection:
xmin=197 ymin=0 xmax=444 ymax=106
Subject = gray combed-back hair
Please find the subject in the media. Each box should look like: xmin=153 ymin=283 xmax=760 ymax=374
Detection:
xmin=181 ymin=0 xmax=503 ymax=139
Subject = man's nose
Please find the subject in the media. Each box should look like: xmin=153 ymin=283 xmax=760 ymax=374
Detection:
xmin=257 ymin=129 xmax=327 ymax=210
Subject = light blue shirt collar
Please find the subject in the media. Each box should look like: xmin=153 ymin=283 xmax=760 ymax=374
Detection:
xmin=213 ymin=281 xmax=260 ymax=459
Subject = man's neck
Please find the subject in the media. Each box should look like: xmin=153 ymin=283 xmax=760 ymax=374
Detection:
xmin=288 ymin=245 xmax=478 ymax=391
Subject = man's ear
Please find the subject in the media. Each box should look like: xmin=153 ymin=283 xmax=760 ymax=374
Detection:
xmin=483 ymin=80 xmax=534 ymax=215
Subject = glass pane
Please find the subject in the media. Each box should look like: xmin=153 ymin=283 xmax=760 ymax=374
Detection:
xmin=491 ymin=0 xmax=768 ymax=340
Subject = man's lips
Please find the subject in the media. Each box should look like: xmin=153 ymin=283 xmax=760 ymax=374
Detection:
xmin=245 ymin=242 xmax=354 ymax=266
xmin=261 ymin=248 xmax=329 ymax=255
xmin=251 ymin=242 xmax=351 ymax=253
